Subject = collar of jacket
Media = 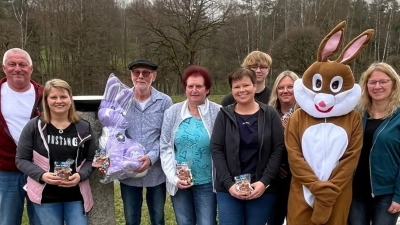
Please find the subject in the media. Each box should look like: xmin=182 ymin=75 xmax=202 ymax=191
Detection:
xmin=180 ymin=98 xmax=212 ymax=120
xmin=362 ymin=106 xmax=400 ymax=128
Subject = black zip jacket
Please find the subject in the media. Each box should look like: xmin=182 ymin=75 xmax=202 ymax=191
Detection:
xmin=211 ymin=101 xmax=285 ymax=193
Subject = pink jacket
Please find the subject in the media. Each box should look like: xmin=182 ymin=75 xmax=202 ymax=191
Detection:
xmin=16 ymin=117 xmax=95 ymax=213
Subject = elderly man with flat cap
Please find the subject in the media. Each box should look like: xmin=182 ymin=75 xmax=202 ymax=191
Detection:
xmin=119 ymin=59 xmax=172 ymax=225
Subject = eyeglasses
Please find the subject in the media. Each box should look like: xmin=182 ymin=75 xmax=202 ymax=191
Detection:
xmin=277 ymin=85 xmax=294 ymax=91
xmin=250 ymin=66 xmax=269 ymax=71
xmin=132 ymin=70 xmax=153 ymax=77
xmin=367 ymin=79 xmax=391 ymax=87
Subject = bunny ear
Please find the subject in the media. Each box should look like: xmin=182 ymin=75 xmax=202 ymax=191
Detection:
xmin=99 ymin=83 xmax=122 ymax=112
xmin=336 ymin=29 xmax=374 ymax=64
xmin=103 ymin=83 xmax=121 ymax=102
xmin=317 ymin=21 xmax=346 ymax=62
xmin=115 ymin=88 xmax=133 ymax=109
xmin=103 ymin=74 xmax=122 ymax=100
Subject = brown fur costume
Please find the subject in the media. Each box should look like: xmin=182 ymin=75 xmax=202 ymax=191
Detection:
xmin=285 ymin=21 xmax=374 ymax=225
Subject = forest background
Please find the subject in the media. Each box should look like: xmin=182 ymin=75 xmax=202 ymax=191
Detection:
xmin=0 ymin=0 xmax=399 ymax=96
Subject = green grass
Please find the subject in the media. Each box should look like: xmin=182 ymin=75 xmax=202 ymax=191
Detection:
xmin=114 ymin=184 xmax=176 ymax=225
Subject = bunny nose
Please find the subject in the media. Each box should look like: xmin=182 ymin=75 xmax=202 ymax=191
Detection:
xmin=318 ymin=101 xmax=326 ymax=108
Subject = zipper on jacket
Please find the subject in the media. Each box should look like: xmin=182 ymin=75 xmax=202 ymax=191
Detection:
xmin=323 ymin=118 xmax=327 ymax=177
xmin=75 ymin=135 xmax=92 ymax=171
xmin=369 ymin=119 xmax=389 ymax=198
xmin=257 ymin=110 xmax=265 ymax=164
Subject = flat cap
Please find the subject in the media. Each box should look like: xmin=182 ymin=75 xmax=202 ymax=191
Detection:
xmin=128 ymin=59 xmax=158 ymax=71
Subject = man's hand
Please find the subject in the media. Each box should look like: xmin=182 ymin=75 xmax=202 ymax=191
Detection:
xmin=135 ymin=155 xmax=151 ymax=173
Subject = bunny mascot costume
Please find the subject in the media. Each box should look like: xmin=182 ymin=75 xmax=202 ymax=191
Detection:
xmin=285 ymin=21 xmax=374 ymax=225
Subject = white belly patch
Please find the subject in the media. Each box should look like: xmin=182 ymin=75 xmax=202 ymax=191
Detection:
xmin=301 ymin=123 xmax=348 ymax=207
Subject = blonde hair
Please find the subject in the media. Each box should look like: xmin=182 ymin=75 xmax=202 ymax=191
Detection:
xmin=269 ymin=71 xmax=299 ymax=109
xmin=42 ymin=79 xmax=80 ymax=123
xmin=241 ymin=51 xmax=272 ymax=69
xmin=358 ymin=62 xmax=400 ymax=118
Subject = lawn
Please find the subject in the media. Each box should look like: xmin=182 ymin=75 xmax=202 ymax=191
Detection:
xmin=114 ymin=184 xmax=176 ymax=225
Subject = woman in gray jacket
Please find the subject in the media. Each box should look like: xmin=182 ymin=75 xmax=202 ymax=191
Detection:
xmin=160 ymin=65 xmax=220 ymax=225
xmin=16 ymin=79 xmax=96 ymax=225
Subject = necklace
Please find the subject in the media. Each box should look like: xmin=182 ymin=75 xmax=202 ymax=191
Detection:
xmin=50 ymin=122 xmax=69 ymax=134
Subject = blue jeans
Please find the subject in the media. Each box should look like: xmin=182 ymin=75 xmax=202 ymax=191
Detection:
xmin=33 ymin=201 xmax=87 ymax=225
xmin=217 ymin=191 xmax=277 ymax=225
xmin=120 ymin=182 xmax=166 ymax=225
xmin=348 ymin=194 xmax=400 ymax=225
xmin=0 ymin=171 xmax=40 ymax=225
xmin=171 ymin=182 xmax=217 ymax=225
xmin=268 ymin=191 xmax=289 ymax=225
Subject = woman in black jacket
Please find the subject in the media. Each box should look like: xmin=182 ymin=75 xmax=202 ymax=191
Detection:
xmin=211 ymin=68 xmax=285 ymax=225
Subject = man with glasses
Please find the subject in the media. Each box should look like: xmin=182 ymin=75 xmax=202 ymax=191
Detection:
xmin=119 ymin=59 xmax=172 ymax=225
xmin=221 ymin=51 xmax=272 ymax=106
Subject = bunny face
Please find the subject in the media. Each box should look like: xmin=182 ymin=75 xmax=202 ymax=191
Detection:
xmin=295 ymin=62 xmax=361 ymax=118
xmin=98 ymin=78 xmax=133 ymax=128
xmin=294 ymin=21 xmax=373 ymax=118
xmin=302 ymin=62 xmax=355 ymax=94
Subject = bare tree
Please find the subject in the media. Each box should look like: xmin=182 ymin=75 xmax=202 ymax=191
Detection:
xmin=11 ymin=0 xmax=35 ymax=49
xmin=269 ymin=25 xmax=322 ymax=76
xmin=128 ymin=0 xmax=232 ymax=93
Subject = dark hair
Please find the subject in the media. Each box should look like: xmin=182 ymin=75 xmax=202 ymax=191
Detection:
xmin=228 ymin=68 xmax=256 ymax=87
xmin=182 ymin=65 xmax=213 ymax=96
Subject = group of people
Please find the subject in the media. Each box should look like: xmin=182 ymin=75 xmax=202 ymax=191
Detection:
xmin=1 ymin=44 xmax=400 ymax=225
